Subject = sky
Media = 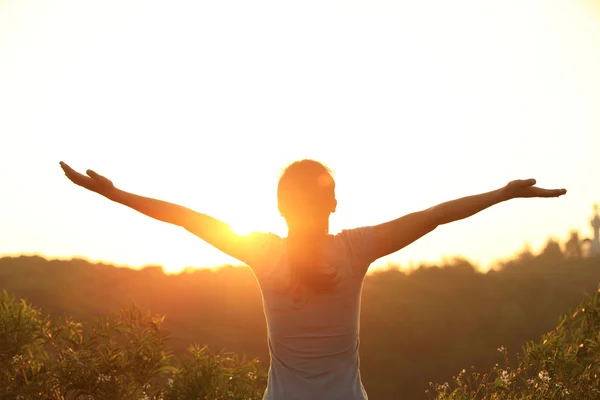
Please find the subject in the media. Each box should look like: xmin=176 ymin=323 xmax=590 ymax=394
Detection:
xmin=1 ymin=0 xmax=599 ymax=274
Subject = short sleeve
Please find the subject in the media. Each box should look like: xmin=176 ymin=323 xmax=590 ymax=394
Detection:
xmin=338 ymin=226 xmax=377 ymax=276
xmin=238 ymin=232 xmax=282 ymax=272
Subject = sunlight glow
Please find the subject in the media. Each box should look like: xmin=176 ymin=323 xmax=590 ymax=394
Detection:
xmin=1 ymin=0 xmax=599 ymax=273
xmin=231 ymin=223 xmax=257 ymax=237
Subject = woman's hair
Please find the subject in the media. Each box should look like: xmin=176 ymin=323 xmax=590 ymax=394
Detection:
xmin=277 ymin=160 xmax=339 ymax=298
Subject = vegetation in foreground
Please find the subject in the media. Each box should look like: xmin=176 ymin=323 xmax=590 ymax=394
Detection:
xmin=3 ymin=286 xmax=600 ymax=399
xmin=0 ymin=290 xmax=266 ymax=399
xmin=429 ymin=288 xmax=600 ymax=399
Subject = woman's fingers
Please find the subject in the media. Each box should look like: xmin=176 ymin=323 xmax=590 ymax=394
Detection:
xmin=528 ymin=187 xmax=567 ymax=198
xmin=60 ymin=162 xmax=98 ymax=191
xmin=547 ymin=188 xmax=567 ymax=197
xmin=514 ymin=178 xmax=536 ymax=188
xmin=506 ymin=179 xmax=536 ymax=193
xmin=60 ymin=161 xmax=76 ymax=177
xmin=61 ymin=164 xmax=82 ymax=183
xmin=86 ymin=169 xmax=102 ymax=181
xmin=507 ymin=178 xmax=566 ymax=199
xmin=86 ymin=169 xmax=114 ymax=190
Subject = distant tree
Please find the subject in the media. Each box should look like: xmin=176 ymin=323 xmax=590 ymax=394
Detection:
xmin=564 ymin=230 xmax=583 ymax=260
xmin=518 ymin=242 xmax=535 ymax=263
xmin=538 ymin=238 xmax=564 ymax=261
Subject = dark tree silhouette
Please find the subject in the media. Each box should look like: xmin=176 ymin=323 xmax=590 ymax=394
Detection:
xmin=565 ymin=230 xmax=583 ymax=260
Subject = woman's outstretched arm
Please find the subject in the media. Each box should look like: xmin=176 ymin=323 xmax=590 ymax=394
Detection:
xmin=59 ymin=162 xmax=260 ymax=263
xmin=369 ymin=179 xmax=567 ymax=261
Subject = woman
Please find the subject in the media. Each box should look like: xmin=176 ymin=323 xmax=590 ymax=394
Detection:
xmin=59 ymin=159 xmax=566 ymax=399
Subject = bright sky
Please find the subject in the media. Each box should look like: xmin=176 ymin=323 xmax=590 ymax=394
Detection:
xmin=1 ymin=0 xmax=599 ymax=274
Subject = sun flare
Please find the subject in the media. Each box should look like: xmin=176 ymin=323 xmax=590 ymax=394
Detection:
xmin=231 ymin=222 xmax=255 ymax=237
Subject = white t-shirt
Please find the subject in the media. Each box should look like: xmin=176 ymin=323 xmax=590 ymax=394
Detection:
xmin=244 ymin=226 xmax=377 ymax=400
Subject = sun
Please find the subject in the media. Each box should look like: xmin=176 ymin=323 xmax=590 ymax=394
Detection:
xmin=228 ymin=212 xmax=287 ymax=238
xmin=231 ymin=221 xmax=255 ymax=236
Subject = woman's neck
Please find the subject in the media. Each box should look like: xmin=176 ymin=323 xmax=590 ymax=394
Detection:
xmin=287 ymin=225 xmax=329 ymax=240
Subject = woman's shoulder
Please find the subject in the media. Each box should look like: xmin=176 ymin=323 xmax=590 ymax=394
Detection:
xmin=244 ymin=232 xmax=285 ymax=271
xmin=334 ymin=226 xmax=375 ymax=250
xmin=333 ymin=226 xmax=377 ymax=276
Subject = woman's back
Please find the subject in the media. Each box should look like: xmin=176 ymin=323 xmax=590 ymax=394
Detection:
xmin=250 ymin=227 xmax=376 ymax=400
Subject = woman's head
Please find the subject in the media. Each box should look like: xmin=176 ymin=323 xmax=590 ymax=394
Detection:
xmin=277 ymin=159 xmax=337 ymax=231
xmin=277 ymin=160 xmax=339 ymax=299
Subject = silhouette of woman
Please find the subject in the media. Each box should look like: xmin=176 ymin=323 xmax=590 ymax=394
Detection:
xmin=59 ymin=159 xmax=566 ymax=399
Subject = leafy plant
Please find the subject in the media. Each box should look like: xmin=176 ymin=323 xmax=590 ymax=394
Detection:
xmin=428 ymin=287 xmax=600 ymax=399
xmin=0 ymin=291 xmax=267 ymax=399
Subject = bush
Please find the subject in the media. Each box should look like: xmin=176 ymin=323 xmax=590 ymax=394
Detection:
xmin=428 ymin=287 xmax=600 ymax=399
xmin=0 ymin=291 xmax=267 ymax=399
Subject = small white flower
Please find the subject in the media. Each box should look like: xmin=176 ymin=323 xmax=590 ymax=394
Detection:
xmin=538 ymin=370 xmax=550 ymax=383
xmin=497 ymin=346 xmax=506 ymax=353
xmin=167 ymin=378 xmax=174 ymax=387
xmin=500 ymin=370 xmax=511 ymax=385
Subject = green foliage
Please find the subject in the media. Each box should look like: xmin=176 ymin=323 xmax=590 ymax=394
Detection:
xmin=0 ymin=291 xmax=267 ymax=399
xmin=164 ymin=345 xmax=266 ymax=400
xmin=428 ymin=288 xmax=600 ymax=399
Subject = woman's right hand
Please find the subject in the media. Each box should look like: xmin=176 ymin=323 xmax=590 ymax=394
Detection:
xmin=60 ymin=161 xmax=115 ymax=197
xmin=502 ymin=179 xmax=567 ymax=201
